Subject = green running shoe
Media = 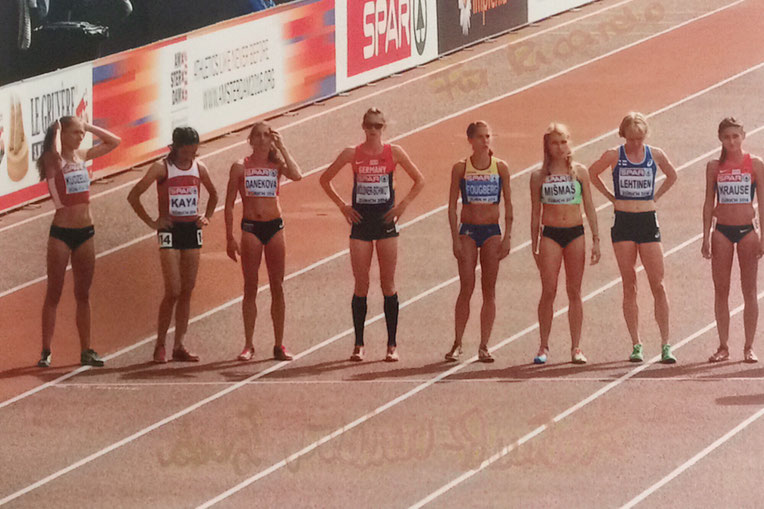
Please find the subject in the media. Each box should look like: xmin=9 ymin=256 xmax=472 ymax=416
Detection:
xmin=661 ymin=344 xmax=677 ymax=364
xmin=629 ymin=344 xmax=644 ymax=362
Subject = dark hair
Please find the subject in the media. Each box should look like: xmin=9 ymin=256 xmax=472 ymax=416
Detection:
xmin=36 ymin=116 xmax=77 ymax=181
xmin=249 ymin=122 xmax=283 ymax=166
xmin=168 ymin=126 xmax=199 ymax=164
xmin=718 ymin=117 xmax=744 ymax=163
xmin=362 ymin=107 xmax=385 ymax=126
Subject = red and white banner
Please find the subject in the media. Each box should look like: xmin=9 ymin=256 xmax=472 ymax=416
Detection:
xmin=336 ymin=0 xmax=439 ymax=91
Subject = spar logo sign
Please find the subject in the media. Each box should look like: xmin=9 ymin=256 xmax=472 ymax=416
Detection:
xmin=347 ymin=0 xmax=429 ymax=77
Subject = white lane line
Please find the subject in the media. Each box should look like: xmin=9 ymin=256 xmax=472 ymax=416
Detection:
xmin=53 ymin=376 xmax=764 ymax=389
xmin=0 ymin=0 xmax=637 ymax=235
xmin=620 ymin=410 xmax=764 ymax=507
xmin=0 ymin=128 xmax=729 ymax=502
xmin=1 ymin=0 xmax=758 ymax=303
xmin=196 ymin=231 xmax=704 ymax=509
xmin=0 ymin=203 xmax=444 ymax=410
xmin=409 ymin=294 xmax=760 ymax=509
xmin=0 ymin=75 xmax=764 ymax=409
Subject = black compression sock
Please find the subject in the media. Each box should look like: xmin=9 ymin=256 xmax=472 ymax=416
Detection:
xmin=352 ymin=295 xmax=367 ymax=346
xmin=384 ymin=293 xmax=399 ymax=347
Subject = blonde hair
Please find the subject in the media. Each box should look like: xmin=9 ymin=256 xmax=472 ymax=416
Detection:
xmin=618 ymin=112 xmax=649 ymax=138
xmin=717 ymin=117 xmax=744 ymax=164
xmin=466 ymin=120 xmax=493 ymax=157
xmin=541 ymin=123 xmax=573 ymax=176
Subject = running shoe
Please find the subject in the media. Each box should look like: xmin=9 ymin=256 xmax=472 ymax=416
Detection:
xmin=571 ymin=348 xmax=588 ymax=364
xmin=445 ymin=343 xmax=462 ymax=362
xmin=37 ymin=349 xmax=51 ymax=368
xmin=660 ymin=344 xmax=677 ymax=364
xmin=744 ymin=348 xmax=759 ymax=363
xmin=153 ymin=344 xmax=167 ymax=364
xmin=533 ymin=348 xmax=548 ymax=365
xmin=237 ymin=345 xmax=254 ymax=361
xmin=629 ymin=344 xmax=644 ymax=363
xmin=708 ymin=348 xmax=729 ymax=363
xmin=478 ymin=346 xmax=494 ymax=363
xmin=350 ymin=345 xmax=364 ymax=362
xmin=273 ymin=345 xmax=293 ymax=361
xmin=172 ymin=346 xmax=200 ymax=362
xmin=81 ymin=349 xmax=105 ymax=367
xmin=385 ymin=346 xmax=399 ymax=362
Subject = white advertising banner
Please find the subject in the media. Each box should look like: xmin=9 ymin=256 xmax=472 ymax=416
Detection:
xmin=336 ymin=0 xmax=439 ymax=92
xmin=182 ymin=19 xmax=285 ymax=134
xmin=528 ymin=0 xmax=594 ymax=23
xmin=0 ymin=64 xmax=92 ymax=209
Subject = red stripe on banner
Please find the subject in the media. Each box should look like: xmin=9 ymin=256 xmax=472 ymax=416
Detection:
xmin=0 ymin=181 xmax=48 ymax=210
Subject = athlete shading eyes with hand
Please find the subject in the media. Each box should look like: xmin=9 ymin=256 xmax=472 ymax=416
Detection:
xmin=225 ymin=122 xmax=302 ymax=362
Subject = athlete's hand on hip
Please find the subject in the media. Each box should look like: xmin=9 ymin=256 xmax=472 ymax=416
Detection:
xmin=227 ymin=237 xmax=240 ymax=262
xmin=153 ymin=216 xmax=172 ymax=231
xmin=383 ymin=204 xmax=405 ymax=224
xmin=196 ymin=216 xmax=210 ymax=228
xmin=342 ymin=204 xmax=362 ymax=224
xmin=701 ymin=239 xmax=712 ymax=260
xmin=498 ymin=236 xmax=511 ymax=260
xmin=590 ymin=240 xmax=601 ymax=265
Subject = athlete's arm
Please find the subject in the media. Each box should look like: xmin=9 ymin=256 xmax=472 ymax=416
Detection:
xmin=529 ymin=169 xmax=543 ymax=262
xmin=272 ymin=129 xmax=302 ymax=182
xmin=385 ymin=144 xmax=426 ymax=223
xmin=587 ymin=148 xmax=618 ymax=203
xmin=449 ymin=161 xmax=465 ymax=260
xmin=79 ymin=123 xmax=121 ymax=161
xmin=701 ymin=160 xmax=718 ymax=260
xmin=752 ymin=156 xmax=764 ymax=258
xmin=127 ymin=162 xmax=168 ymax=230
xmin=197 ymin=161 xmax=218 ymax=227
xmin=319 ymin=147 xmax=360 ymax=224
xmin=653 ymin=147 xmax=678 ymax=201
xmin=497 ymin=159 xmax=512 ymax=260
xmin=225 ymin=162 xmax=243 ymax=262
xmin=577 ymin=164 xmax=600 ymax=264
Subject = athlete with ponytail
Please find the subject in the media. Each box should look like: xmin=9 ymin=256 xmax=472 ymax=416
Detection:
xmin=225 ymin=122 xmax=302 ymax=362
xmin=445 ymin=120 xmax=512 ymax=363
xmin=529 ymin=123 xmax=599 ymax=365
xmin=128 ymin=127 xmax=218 ymax=363
xmin=37 ymin=116 xmax=121 ymax=367
xmin=702 ymin=117 xmax=764 ymax=363
xmin=320 ymin=108 xmax=425 ymax=362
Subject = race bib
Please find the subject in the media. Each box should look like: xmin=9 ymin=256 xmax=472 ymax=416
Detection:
xmin=63 ymin=166 xmax=90 ymax=194
xmin=356 ymin=174 xmax=391 ymax=204
xmin=169 ymin=186 xmax=199 ymax=216
xmin=717 ymin=172 xmax=753 ymax=204
xmin=464 ymin=174 xmax=500 ymax=203
xmin=158 ymin=232 xmax=172 ymax=248
xmin=244 ymin=168 xmax=279 ymax=198
xmin=618 ymin=168 xmax=654 ymax=199
xmin=541 ymin=175 xmax=577 ymax=204
xmin=196 ymin=228 xmax=203 ymax=246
